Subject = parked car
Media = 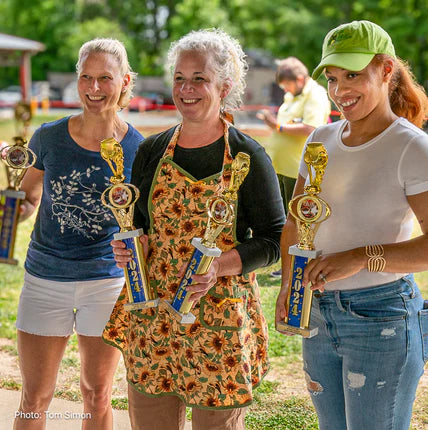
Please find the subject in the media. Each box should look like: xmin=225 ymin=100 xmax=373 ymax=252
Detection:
xmin=128 ymin=91 xmax=175 ymax=111
xmin=0 ymin=83 xmax=62 ymax=107
xmin=60 ymin=80 xmax=81 ymax=108
xmin=0 ymin=85 xmax=23 ymax=105
xmin=128 ymin=95 xmax=158 ymax=111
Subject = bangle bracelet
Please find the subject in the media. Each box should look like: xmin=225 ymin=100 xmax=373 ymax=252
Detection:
xmin=365 ymin=244 xmax=386 ymax=272
xmin=277 ymin=124 xmax=283 ymax=132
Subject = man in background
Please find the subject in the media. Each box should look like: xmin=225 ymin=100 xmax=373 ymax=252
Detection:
xmin=258 ymin=56 xmax=331 ymax=278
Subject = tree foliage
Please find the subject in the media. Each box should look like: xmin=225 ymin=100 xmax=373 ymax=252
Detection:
xmin=0 ymin=0 xmax=427 ymax=87
xmin=57 ymin=17 xmax=136 ymax=74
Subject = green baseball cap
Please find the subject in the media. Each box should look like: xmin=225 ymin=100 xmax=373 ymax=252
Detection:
xmin=312 ymin=20 xmax=396 ymax=80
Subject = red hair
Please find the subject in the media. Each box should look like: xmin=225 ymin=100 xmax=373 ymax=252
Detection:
xmin=374 ymin=54 xmax=428 ymax=128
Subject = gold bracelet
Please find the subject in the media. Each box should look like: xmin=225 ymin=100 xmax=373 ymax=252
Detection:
xmin=365 ymin=244 xmax=386 ymax=272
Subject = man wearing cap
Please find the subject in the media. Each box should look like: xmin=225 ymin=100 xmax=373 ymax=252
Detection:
xmin=258 ymin=57 xmax=331 ymax=278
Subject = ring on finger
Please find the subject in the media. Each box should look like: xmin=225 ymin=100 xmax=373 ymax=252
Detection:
xmin=319 ymin=273 xmax=328 ymax=284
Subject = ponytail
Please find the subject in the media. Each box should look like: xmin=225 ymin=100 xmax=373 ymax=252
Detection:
xmin=377 ymin=55 xmax=428 ymax=128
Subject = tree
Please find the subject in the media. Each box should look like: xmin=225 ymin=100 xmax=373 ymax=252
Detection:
xmin=0 ymin=0 xmax=78 ymax=80
xmin=0 ymin=0 xmax=426 ymax=88
xmin=57 ymin=17 xmax=137 ymax=75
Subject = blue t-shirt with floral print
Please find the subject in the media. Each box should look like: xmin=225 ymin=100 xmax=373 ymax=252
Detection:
xmin=25 ymin=116 xmax=143 ymax=281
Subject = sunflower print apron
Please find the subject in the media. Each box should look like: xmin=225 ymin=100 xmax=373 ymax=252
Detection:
xmin=103 ymin=122 xmax=269 ymax=409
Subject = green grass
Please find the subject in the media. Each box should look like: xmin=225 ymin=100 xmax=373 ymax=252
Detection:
xmin=0 ymin=378 xmax=21 ymax=390
xmin=257 ymin=277 xmax=302 ymax=359
xmin=246 ymin=395 xmax=319 ymax=430
xmin=111 ymin=397 xmax=128 ymax=410
xmin=1 ymin=115 xmax=428 ymax=429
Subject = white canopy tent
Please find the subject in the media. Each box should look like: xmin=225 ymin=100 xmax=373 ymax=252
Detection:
xmin=0 ymin=33 xmax=45 ymax=101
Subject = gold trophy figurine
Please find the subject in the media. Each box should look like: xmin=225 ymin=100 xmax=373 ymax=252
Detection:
xmin=100 ymin=138 xmax=158 ymax=311
xmin=277 ymin=142 xmax=331 ymax=337
xmin=167 ymin=152 xmax=250 ymax=324
xmin=0 ymin=136 xmax=37 ymax=264
xmin=14 ymin=102 xmax=32 ymax=139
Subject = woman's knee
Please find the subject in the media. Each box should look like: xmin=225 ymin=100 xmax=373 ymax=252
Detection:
xmin=80 ymin=383 xmax=112 ymax=411
xmin=20 ymin=385 xmax=55 ymax=412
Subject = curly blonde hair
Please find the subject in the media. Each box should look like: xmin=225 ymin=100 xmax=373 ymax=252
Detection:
xmin=166 ymin=29 xmax=248 ymax=111
xmin=76 ymin=38 xmax=136 ymax=109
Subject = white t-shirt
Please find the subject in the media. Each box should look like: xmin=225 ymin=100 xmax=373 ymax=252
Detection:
xmin=298 ymin=117 xmax=428 ymax=290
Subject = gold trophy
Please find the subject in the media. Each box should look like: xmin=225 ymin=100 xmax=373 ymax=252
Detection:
xmin=100 ymin=138 xmax=158 ymax=311
xmin=0 ymin=136 xmax=36 ymax=264
xmin=277 ymin=142 xmax=330 ymax=337
xmin=14 ymin=102 xmax=32 ymax=139
xmin=167 ymin=152 xmax=250 ymax=324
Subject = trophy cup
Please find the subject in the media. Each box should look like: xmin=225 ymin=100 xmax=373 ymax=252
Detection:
xmin=276 ymin=142 xmax=330 ymax=338
xmin=14 ymin=102 xmax=32 ymax=139
xmin=100 ymin=138 xmax=159 ymax=311
xmin=0 ymin=136 xmax=37 ymax=264
xmin=166 ymin=152 xmax=250 ymax=324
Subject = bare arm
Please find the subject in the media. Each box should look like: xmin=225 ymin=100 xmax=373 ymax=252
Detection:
xmin=303 ymin=190 xmax=428 ymax=291
xmin=257 ymin=109 xmax=315 ymax=136
xmin=18 ymin=166 xmax=44 ymax=222
xmin=277 ymin=122 xmax=315 ymax=137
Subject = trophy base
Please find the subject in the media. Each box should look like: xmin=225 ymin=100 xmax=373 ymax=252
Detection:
xmin=0 ymin=257 xmax=18 ymax=265
xmin=191 ymin=237 xmax=222 ymax=257
xmin=164 ymin=301 xmax=196 ymax=324
xmin=114 ymin=228 xmax=144 ymax=241
xmin=124 ymin=298 xmax=159 ymax=311
xmin=289 ymin=244 xmax=321 ymax=259
xmin=0 ymin=189 xmax=26 ymax=199
xmin=276 ymin=321 xmax=318 ymax=338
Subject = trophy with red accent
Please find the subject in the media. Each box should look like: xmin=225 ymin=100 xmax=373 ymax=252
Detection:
xmin=101 ymin=138 xmax=158 ymax=311
xmin=277 ymin=142 xmax=330 ymax=338
xmin=166 ymin=152 xmax=250 ymax=324
xmin=0 ymin=136 xmax=36 ymax=264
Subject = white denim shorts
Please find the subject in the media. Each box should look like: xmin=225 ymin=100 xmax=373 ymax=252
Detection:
xmin=16 ymin=271 xmax=124 ymax=337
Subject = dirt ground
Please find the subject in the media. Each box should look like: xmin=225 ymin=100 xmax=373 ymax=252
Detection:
xmin=1 ymin=337 xmax=427 ymax=428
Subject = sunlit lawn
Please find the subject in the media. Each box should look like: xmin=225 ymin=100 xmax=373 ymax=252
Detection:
xmin=0 ymin=113 xmax=427 ymax=429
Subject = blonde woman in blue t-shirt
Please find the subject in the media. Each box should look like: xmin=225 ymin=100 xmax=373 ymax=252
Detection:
xmin=13 ymin=39 xmax=143 ymax=429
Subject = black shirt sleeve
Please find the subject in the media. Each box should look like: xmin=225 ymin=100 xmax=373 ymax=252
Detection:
xmin=228 ymin=127 xmax=285 ymax=273
xmin=130 ymin=125 xmax=285 ymax=274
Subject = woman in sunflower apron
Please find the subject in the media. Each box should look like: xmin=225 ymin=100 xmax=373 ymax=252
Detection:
xmin=103 ymin=29 xmax=285 ymax=430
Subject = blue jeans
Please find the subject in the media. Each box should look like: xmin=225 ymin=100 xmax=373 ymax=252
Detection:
xmin=303 ymin=275 xmax=428 ymax=430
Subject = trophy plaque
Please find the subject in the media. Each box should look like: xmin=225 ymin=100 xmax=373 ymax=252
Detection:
xmin=277 ymin=142 xmax=330 ymax=338
xmin=166 ymin=152 xmax=250 ymax=324
xmin=100 ymin=138 xmax=158 ymax=311
xmin=0 ymin=136 xmax=36 ymax=264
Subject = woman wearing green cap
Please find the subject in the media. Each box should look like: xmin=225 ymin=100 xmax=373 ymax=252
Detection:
xmin=276 ymin=20 xmax=428 ymax=429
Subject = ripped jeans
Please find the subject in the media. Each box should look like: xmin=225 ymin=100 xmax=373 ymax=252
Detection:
xmin=303 ymin=275 xmax=427 ymax=430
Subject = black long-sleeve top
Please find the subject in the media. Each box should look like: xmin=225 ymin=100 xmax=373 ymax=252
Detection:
xmin=131 ymin=125 xmax=285 ymax=274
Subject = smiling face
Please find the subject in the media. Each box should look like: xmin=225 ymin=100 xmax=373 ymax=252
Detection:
xmin=324 ymin=60 xmax=392 ymax=124
xmin=77 ymin=52 xmax=129 ymax=115
xmin=172 ymin=50 xmax=227 ymax=124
